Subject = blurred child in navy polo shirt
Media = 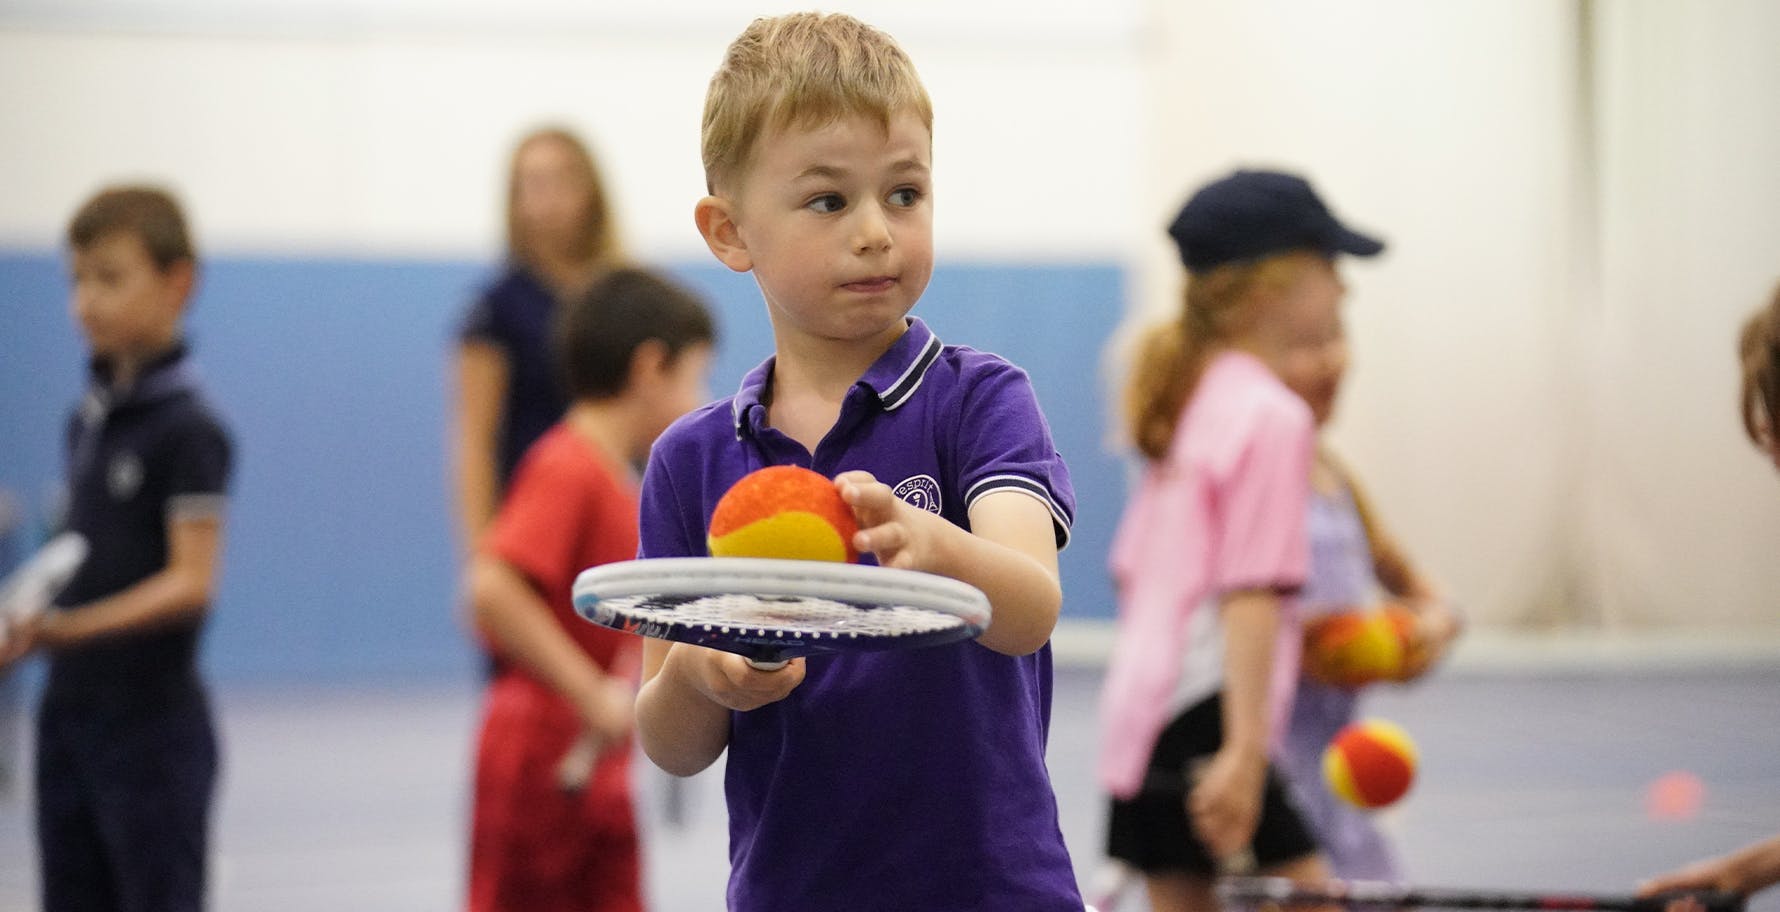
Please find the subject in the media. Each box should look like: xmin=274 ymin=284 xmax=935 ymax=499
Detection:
xmin=1 ymin=185 xmax=234 ymax=912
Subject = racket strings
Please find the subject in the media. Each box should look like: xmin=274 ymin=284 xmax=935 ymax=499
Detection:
xmin=599 ymin=593 xmax=972 ymax=640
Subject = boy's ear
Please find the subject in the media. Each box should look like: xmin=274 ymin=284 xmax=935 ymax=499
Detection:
xmin=627 ymin=338 xmax=670 ymax=390
xmin=162 ymin=258 xmax=197 ymax=312
xmin=694 ymin=195 xmax=752 ymax=274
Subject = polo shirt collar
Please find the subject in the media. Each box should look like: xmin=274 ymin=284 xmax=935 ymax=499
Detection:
xmin=85 ymin=341 xmax=199 ymax=414
xmin=731 ymin=318 xmax=945 ymax=438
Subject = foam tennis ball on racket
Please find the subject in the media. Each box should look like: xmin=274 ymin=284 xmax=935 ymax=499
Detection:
xmin=707 ymin=466 xmax=860 ymax=563
xmin=1303 ymin=609 xmax=1406 ymax=688
xmin=1323 ymin=718 xmax=1418 ymax=809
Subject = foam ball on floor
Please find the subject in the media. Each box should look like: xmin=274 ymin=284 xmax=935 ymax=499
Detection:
xmin=1323 ymin=718 xmax=1418 ymax=809
xmin=707 ymin=465 xmax=859 ymax=563
xmin=1645 ymin=770 xmax=1705 ymax=821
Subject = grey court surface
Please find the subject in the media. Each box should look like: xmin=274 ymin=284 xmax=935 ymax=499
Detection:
xmin=0 ymin=663 xmax=1775 ymax=912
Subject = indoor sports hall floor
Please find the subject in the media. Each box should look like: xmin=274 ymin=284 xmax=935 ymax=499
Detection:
xmin=0 ymin=647 xmax=1776 ymax=912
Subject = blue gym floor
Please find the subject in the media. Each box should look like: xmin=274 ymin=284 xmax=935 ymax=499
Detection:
xmin=1 ymin=664 xmax=1776 ymax=912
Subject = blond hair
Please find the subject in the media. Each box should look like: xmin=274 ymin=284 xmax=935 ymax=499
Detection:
xmin=505 ymin=127 xmax=622 ymax=270
xmin=1738 ymin=280 xmax=1780 ymax=447
xmin=701 ymin=12 xmax=933 ymax=193
xmin=1124 ymin=252 xmax=1323 ymax=461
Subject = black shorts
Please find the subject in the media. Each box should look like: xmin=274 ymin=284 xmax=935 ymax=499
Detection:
xmin=1106 ymin=693 xmax=1318 ymax=875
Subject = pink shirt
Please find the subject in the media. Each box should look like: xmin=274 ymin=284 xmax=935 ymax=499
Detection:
xmin=1097 ymin=350 xmax=1314 ymax=798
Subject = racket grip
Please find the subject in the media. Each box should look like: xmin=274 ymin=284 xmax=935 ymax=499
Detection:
xmin=746 ymin=658 xmax=789 ymax=671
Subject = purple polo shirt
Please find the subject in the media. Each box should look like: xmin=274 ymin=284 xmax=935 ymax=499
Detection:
xmin=638 ymin=318 xmax=1082 ymax=911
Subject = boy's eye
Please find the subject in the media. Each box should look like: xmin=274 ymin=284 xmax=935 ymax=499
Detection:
xmin=806 ymin=194 xmax=845 ymax=214
xmin=888 ymin=187 xmax=922 ymax=207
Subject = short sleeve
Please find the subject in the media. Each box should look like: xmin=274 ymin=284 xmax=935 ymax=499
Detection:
xmin=636 ymin=443 xmax=700 ymax=560
xmin=1208 ymin=399 xmax=1313 ymax=594
xmin=459 ymin=286 xmax=505 ymax=347
xmin=484 ymin=445 xmax=590 ymax=598
xmin=165 ymin=413 xmax=233 ymax=521
xmin=956 ymin=362 xmax=1075 ymax=549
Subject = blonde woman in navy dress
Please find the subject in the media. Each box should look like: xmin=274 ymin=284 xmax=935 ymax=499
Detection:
xmin=454 ymin=127 xmax=624 ymax=549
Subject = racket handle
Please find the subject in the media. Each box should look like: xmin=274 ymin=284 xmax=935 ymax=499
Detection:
xmin=746 ymin=658 xmax=788 ymax=671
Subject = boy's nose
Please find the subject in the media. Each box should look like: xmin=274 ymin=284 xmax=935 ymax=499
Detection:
xmin=852 ymin=203 xmax=892 ymax=253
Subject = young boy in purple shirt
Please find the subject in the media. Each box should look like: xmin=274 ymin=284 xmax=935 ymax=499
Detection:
xmin=632 ymin=12 xmax=1082 ymax=911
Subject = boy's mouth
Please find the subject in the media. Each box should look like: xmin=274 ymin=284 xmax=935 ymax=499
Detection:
xmin=840 ymin=275 xmax=897 ymax=294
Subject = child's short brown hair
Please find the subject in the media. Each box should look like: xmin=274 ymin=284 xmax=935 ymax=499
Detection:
xmin=556 ymin=268 xmax=716 ymax=401
xmin=67 ymin=186 xmax=195 ymax=270
xmin=700 ymin=12 xmax=933 ymax=193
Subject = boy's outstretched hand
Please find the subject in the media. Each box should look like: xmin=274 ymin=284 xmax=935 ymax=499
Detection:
xmin=836 ymin=470 xmax=951 ymax=573
xmin=670 ymin=646 xmax=806 ymax=712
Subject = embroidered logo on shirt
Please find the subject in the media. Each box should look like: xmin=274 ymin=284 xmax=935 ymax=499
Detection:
xmin=108 ymin=451 xmax=144 ymax=501
xmin=892 ymin=474 xmax=942 ymax=514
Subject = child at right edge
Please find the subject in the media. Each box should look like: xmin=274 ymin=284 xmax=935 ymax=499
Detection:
xmin=632 ymin=12 xmax=1082 ymax=912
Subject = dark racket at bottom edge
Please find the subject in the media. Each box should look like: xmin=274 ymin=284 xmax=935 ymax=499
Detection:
xmin=555 ymin=556 xmax=993 ymax=788
xmin=1216 ymin=876 xmax=1746 ymax=912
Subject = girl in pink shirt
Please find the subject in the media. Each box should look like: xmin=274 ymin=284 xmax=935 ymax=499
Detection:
xmin=1098 ymin=170 xmax=1384 ymax=912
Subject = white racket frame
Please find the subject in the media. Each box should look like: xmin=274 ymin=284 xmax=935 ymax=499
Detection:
xmin=571 ymin=557 xmax=991 ymax=664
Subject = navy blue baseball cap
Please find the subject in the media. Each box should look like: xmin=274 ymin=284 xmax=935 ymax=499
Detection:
xmin=1167 ymin=169 xmax=1385 ymax=273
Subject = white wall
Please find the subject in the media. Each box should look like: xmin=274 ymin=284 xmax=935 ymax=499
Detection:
xmin=1139 ymin=0 xmax=1591 ymax=626
xmin=1582 ymin=0 xmax=1780 ymax=627
xmin=0 ymin=0 xmax=1145 ymax=259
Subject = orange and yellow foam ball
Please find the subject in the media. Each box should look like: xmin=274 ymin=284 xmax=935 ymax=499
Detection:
xmin=1323 ymin=718 xmax=1419 ymax=810
xmin=707 ymin=466 xmax=860 ymax=563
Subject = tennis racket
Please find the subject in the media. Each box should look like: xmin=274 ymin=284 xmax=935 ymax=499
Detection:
xmin=557 ymin=557 xmax=992 ymax=789
xmin=571 ymin=557 xmax=992 ymax=666
xmin=0 ymin=532 xmax=88 ymax=649
xmin=1216 ymin=876 xmax=1747 ymax=912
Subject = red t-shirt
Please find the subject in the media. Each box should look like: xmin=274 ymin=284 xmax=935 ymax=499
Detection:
xmin=482 ymin=422 xmax=640 ymax=673
xmin=469 ymin=423 xmax=646 ymax=912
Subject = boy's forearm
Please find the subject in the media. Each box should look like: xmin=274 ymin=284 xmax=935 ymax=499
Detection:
xmin=42 ymin=567 xmax=210 ymax=647
xmin=1731 ymin=834 xmax=1780 ymax=894
xmin=468 ymin=559 xmax=607 ymax=709
xmin=929 ymin=521 xmax=1060 ymax=657
xmin=1217 ymin=590 xmax=1280 ymax=758
xmin=636 ymin=645 xmax=731 ymax=776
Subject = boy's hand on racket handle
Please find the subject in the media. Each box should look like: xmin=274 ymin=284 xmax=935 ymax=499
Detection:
xmin=1187 ymin=745 xmax=1267 ymax=865
xmin=836 ymin=470 xmax=950 ymax=572
xmin=673 ymin=646 xmax=805 ymax=712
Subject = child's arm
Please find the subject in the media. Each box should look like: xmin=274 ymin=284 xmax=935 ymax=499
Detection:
xmin=1337 ymin=457 xmax=1462 ymax=676
xmin=1191 ymin=588 xmax=1279 ymax=862
xmin=635 ymin=638 xmax=805 ymax=776
xmin=1640 ymin=834 xmax=1780 ymax=899
xmin=467 ymin=555 xmax=633 ymax=747
xmin=21 ymin=513 xmax=221 ymax=652
xmin=453 ymin=342 xmax=507 ymax=551
xmin=836 ymin=472 xmax=1060 ymax=657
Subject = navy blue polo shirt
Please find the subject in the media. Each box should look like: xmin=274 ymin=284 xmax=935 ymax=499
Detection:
xmin=459 ymin=265 xmax=567 ymax=487
xmin=638 ymin=318 xmax=1082 ymax=911
xmin=49 ymin=342 xmax=233 ymax=704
